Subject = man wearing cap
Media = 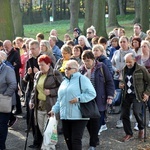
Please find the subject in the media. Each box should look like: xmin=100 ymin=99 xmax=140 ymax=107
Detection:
xmin=73 ymin=28 xmax=80 ymax=45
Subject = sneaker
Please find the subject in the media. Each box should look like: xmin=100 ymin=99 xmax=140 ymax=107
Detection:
xmin=148 ymin=121 xmax=150 ymax=128
xmin=99 ymin=124 xmax=108 ymax=133
xmin=98 ymin=131 xmax=100 ymax=136
xmin=116 ymin=120 xmax=123 ymax=128
xmin=122 ymin=135 xmax=133 ymax=142
xmin=88 ymin=146 xmax=96 ymax=150
xmin=134 ymin=122 xmax=139 ymax=131
xmin=8 ymin=117 xmax=18 ymax=127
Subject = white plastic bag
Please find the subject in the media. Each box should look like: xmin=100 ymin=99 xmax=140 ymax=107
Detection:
xmin=41 ymin=116 xmax=58 ymax=150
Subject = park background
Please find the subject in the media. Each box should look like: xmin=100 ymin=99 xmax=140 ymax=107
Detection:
xmin=0 ymin=0 xmax=149 ymax=41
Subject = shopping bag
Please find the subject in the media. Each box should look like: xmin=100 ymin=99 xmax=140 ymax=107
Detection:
xmin=42 ymin=116 xmax=58 ymax=146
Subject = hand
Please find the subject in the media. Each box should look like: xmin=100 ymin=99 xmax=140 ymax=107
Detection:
xmin=44 ymin=89 xmax=51 ymax=96
xmin=27 ymin=67 xmax=32 ymax=74
xmin=33 ymin=67 xmax=39 ymax=74
xmin=69 ymin=98 xmax=78 ymax=104
xmin=107 ymin=98 xmax=112 ymax=104
xmin=143 ymin=93 xmax=149 ymax=102
xmin=48 ymin=111 xmax=54 ymax=117
xmin=29 ymin=103 xmax=34 ymax=109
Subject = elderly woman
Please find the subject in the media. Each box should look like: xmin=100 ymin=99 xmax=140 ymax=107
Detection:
xmin=40 ymin=40 xmax=56 ymax=67
xmin=50 ymin=60 xmax=96 ymax=150
xmin=29 ymin=55 xmax=62 ymax=149
xmin=0 ymin=52 xmax=17 ymax=150
xmin=54 ymin=44 xmax=72 ymax=77
xmin=80 ymin=50 xmax=114 ymax=150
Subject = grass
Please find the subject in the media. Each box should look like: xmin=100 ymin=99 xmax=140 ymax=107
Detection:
xmin=24 ymin=14 xmax=135 ymax=40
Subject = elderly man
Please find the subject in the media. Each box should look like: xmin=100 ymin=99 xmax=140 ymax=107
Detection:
xmin=120 ymin=53 xmax=150 ymax=142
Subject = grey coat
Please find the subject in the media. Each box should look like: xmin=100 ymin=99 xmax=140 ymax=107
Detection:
xmin=0 ymin=63 xmax=17 ymax=105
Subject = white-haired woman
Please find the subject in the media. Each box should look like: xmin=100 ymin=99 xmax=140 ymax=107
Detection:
xmin=50 ymin=60 xmax=96 ymax=150
xmin=78 ymin=35 xmax=91 ymax=51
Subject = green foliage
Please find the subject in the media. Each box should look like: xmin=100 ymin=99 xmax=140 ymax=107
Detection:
xmin=24 ymin=14 xmax=135 ymax=40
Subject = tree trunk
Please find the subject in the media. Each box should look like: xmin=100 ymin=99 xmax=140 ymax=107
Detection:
xmin=92 ymin=0 xmax=107 ymax=38
xmin=52 ymin=0 xmax=56 ymax=21
xmin=118 ymin=0 xmax=126 ymax=15
xmin=11 ymin=0 xmax=24 ymax=37
xmin=108 ymin=0 xmax=120 ymax=27
xmin=42 ymin=0 xmax=47 ymax=22
xmin=0 ymin=0 xmax=14 ymax=41
xmin=27 ymin=0 xmax=33 ymax=24
xmin=69 ymin=0 xmax=80 ymax=32
xmin=134 ymin=0 xmax=140 ymax=23
xmin=83 ymin=0 xmax=94 ymax=34
xmin=140 ymin=0 xmax=149 ymax=32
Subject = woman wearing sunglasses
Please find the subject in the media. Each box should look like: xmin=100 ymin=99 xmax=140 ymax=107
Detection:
xmin=50 ymin=60 xmax=96 ymax=150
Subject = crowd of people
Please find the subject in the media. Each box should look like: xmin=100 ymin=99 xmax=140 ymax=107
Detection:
xmin=0 ymin=23 xmax=150 ymax=150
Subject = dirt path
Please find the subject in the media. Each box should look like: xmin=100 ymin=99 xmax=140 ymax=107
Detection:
xmin=6 ymin=106 xmax=150 ymax=150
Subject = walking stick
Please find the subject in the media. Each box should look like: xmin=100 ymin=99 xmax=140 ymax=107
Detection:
xmin=24 ymin=109 xmax=33 ymax=150
xmin=143 ymin=102 xmax=146 ymax=142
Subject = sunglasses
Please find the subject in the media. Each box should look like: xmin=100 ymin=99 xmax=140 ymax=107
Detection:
xmin=65 ymin=67 xmax=76 ymax=71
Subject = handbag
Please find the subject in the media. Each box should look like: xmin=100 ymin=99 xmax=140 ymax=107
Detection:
xmin=79 ymin=76 xmax=100 ymax=118
xmin=0 ymin=94 xmax=12 ymax=113
xmin=41 ymin=115 xmax=58 ymax=149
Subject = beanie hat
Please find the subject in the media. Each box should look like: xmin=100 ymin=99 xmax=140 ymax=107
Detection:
xmin=74 ymin=28 xmax=80 ymax=35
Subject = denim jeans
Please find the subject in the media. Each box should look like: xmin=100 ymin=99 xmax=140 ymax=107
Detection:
xmin=0 ymin=112 xmax=10 ymax=150
xmin=62 ymin=120 xmax=88 ymax=150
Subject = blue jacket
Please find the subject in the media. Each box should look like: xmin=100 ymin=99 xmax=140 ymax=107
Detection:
xmin=80 ymin=62 xmax=115 ymax=111
xmin=52 ymin=72 xmax=96 ymax=120
xmin=52 ymin=45 xmax=62 ymax=61
xmin=96 ymin=55 xmax=114 ymax=76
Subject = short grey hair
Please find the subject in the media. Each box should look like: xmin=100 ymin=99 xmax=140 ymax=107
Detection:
xmin=0 ymin=51 xmax=7 ymax=61
xmin=66 ymin=60 xmax=79 ymax=71
xmin=124 ymin=53 xmax=136 ymax=61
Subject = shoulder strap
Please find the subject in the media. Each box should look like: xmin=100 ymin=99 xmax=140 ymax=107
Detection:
xmin=53 ymin=69 xmax=61 ymax=87
xmin=79 ymin=76 xmax=82 ymax=93
xmin=100 ymin=66 xmax=105 ymax=83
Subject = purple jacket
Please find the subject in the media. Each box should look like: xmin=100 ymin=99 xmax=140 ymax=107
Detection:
xmin=80 ymin=61 xmax=115 ymax=111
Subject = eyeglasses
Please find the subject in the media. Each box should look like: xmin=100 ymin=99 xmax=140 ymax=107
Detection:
xmin=65 ymin=67 xmax=76 ymax=71
xmin=87 ymin=32 xmax=92 ymax=34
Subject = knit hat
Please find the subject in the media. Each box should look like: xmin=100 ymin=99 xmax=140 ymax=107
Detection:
xmin=74 ymin=28 xmax=80 ymax=35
